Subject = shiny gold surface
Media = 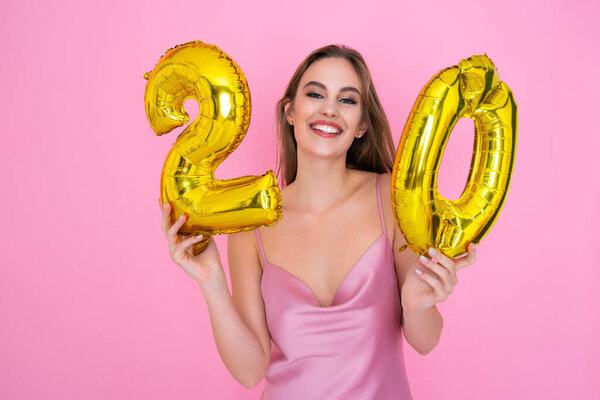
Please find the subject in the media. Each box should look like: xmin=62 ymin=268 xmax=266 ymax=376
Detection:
xmin=144 ymin=41 xmax=281 ymax=255
xmin=392 ymin=54 xmax=517 ymax=258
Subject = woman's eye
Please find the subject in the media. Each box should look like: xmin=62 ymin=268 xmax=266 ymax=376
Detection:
xmin=306 ymin=92 xmax=356 ymax=104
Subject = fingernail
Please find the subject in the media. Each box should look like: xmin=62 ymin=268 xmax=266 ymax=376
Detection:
xmin=195 ymin=234 xmax=203 ymax=239
xmin=416 ymin=269 xmax=423 ymax=275
xmin=428 ymin=248 xmax=437 ymax=255
xmin=178 ymin=214 xmax=184 ymax=220
xmin=420 ymin=255 xmax=428 ymax=263
xmin=164 ymin=202 xmax=168 ymax=209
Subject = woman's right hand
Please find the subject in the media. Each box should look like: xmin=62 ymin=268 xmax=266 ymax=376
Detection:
xmin=159 ymin=199 xmax=224 ymax=285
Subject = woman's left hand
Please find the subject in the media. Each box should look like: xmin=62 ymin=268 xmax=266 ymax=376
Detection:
xmin=401 ymin=243 xmax=476 ymax=312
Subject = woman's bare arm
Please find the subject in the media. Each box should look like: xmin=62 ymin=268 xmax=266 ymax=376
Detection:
xmin=392 ymin=218 xmax=444 ymax=355
xmin=379 ymin=173 xmax=443 ymax=355
xmin=384 ymin=170 xmax=476 ymax=354
xmin=160 ymin=201 xmax=270 ymax=388
xmin=198 ymin=267 xmax=269 ymax=387
xmin=197 ymin=230 xmax=271 ymax=388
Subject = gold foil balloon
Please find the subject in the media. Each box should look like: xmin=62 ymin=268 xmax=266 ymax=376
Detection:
xmin=392 ymin=54 xmax=517 ymax=258
xmin=144 ymin=41 xmax=282 ymax=255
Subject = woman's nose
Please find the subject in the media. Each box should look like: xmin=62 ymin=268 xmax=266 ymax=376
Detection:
xmin=320 ymin=98 xmax=338 ymax=117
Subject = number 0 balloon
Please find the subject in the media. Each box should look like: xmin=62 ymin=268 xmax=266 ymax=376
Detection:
xmin=144 ymin=41 xmax=282 ymax=255
xmin=392 ymin=54 xmax=517 ymax=258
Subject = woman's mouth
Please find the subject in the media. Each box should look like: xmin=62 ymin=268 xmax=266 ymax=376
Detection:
xmin=309 ymin=122 xmax=343 ymax=138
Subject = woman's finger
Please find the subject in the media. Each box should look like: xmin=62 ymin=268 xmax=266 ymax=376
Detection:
xmin=420 ymin=255 xmax=456 ymax=290
xmin=166 ymin=213 xmax=187 ymax=245
xmin=425 ymin=248 xmax=458 ymax=286
xmin=455 ymin=243 xmax=476 ymax=271
xmin=161 ymin=202 xmax=171 ymax=235
xmin=415 ymin=268 xmax=448 ymax=303
xmin=172 ymin=234 xmax=204 ymax=262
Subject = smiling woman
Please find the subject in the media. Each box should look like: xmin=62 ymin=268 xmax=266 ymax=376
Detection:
xmin=274 ymin=46 xmax=397 ymax=186
xmin=162 ymin=44 xmax=476 ymax=400
xmin=240 ymin=46 xmax=418 ymax=399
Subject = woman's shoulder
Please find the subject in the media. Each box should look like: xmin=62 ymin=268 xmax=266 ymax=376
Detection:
xmin=354 ymin=169 xmax=392 ymax=193
xmin=377 ymin=171 xmax=393 ymax=190
xmin=374 ymin=171 xmax=396 ymax=245
xmin=348 ymin=169 xmax=385 ymax=187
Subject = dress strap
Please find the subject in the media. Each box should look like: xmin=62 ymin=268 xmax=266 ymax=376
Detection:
xmin=376 ymin=174 xmax=386 ymax=235
xmin=254 ymin=229 xmax=268 ymax=266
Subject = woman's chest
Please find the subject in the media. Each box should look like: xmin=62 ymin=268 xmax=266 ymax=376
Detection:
xmin=258 ymin=202 xmax=395 ymax=307
xmin=264 ymin=200 xmax=381 ymax=257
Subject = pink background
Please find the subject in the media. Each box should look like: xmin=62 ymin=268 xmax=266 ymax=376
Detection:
xmin=1 ymin=0 xmax=598 ymax=398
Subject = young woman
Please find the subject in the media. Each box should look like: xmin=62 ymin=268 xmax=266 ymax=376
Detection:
xmin=159 ymin=45 xmax=476 ymax=399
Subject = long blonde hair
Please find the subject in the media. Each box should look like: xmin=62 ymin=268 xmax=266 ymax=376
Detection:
xmin=275 ymin=44 xmax=395 ymax=186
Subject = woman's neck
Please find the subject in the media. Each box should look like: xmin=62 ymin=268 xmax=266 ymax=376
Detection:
xmin=287 ymin=151 xmax=357 ymax=214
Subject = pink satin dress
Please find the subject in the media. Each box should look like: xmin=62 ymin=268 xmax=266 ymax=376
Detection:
xmin=254 ymin=173 xmax=413 ymax=399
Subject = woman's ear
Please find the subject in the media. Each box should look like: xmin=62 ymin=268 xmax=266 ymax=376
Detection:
xmin=284 ymin=99 xmax=294 ymax=125
xmin=358 ymin=121 xmax=367 ymax=136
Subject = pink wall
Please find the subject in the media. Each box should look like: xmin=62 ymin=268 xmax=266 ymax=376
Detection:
xmin=1 ymin=0 xmax=598 ymax=398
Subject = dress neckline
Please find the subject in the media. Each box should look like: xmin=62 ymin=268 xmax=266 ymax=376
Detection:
xmin=263 ymin=232 xmax=386 ymax=308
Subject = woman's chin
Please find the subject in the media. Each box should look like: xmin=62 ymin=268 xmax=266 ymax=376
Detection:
xmin=297 ymin=144 xmax=353 ymax=162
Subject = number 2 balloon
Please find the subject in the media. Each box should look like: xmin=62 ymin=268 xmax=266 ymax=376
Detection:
xmin=144 ymin=41 xmax=282 ymax=255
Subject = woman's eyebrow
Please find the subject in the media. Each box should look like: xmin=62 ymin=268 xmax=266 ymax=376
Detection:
xmin=304 ymin=81 xmax=361 ymax=95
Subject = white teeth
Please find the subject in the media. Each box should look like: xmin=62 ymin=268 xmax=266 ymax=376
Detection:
xmin=311 ymin=124 xmax=342 ymax=134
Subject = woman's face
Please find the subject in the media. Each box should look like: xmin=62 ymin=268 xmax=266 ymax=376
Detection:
xmin=285 ymin=57 xmax=367 ymax=159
